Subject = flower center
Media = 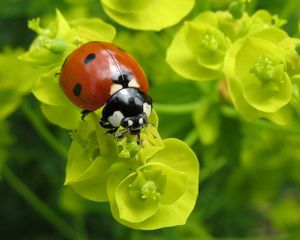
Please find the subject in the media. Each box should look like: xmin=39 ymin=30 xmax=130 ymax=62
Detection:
xmin=250 ymin=55 xmax=285 ymax=85
xmin=141 ymin=180 xmax=160 ymax=200
xmin=201 ymin=33 xmax=219 ymax=52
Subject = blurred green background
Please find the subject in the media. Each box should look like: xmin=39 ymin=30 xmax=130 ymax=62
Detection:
xmin=1 ymin=0 xmax=300 ymax=239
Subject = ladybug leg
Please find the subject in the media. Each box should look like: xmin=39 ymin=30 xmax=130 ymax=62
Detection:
xmin=114 ymin=128 xmax=129 ymax=139
xmin=105 ymin=128 xmax=118 ymax=135
xmin=136 ymin=133 xmax=141 ymax=145
xmin=81 ymin=110 xmax=92 ymax=121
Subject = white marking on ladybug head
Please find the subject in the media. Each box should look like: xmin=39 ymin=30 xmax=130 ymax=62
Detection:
xmin=110 ymin=84 xmax=123 ymax=95
xmin=128 ymin=120 xmax=133 ymax=126
xmin=139 ymin=118 xmax=144 ymax=125
xmin=108 ymin=111 xmax=124 ymax=127
xmin=128 ymin=78 xmax=140 ymax=88
xmin=143 ymin=103 xmax=152 ymax=117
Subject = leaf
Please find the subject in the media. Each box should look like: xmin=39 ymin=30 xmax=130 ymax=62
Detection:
xmin=32 ymin=69 xmax=70 ymax=107
xmin=101 ymin=0 xmax=195 ymax=31
xmin=70 ymin=18 xmax=116 ymax=42
xmin=0 ymin=91 xmax=21 ymax=120
xmin=193 ymin=99 xmax=220 ymax=145
xmin=41 ymin=103 xmax=81 ymax=129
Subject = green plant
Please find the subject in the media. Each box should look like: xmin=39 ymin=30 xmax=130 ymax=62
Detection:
xmin=1 ymin=0 xmax=300 ymax=239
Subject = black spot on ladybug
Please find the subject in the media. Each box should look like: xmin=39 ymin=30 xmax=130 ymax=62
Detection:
xmin=73 ymin=83 xmax=82 ymax=97
xmin=84 ymin=53 xmax=96 ymax=64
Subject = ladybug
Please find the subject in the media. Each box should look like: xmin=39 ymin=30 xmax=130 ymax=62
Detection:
xmin=59 ymin=41 xmax=152 ymax=144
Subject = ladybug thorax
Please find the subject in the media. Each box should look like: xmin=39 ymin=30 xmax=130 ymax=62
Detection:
xmin=102 ymin=88 xmax=152 ymax=130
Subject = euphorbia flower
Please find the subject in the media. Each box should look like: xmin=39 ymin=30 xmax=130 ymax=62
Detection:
xmin=224 ymin=28 xmax=293 ymax=124
xmin=65 ymin=111 xmax=199 ymax=229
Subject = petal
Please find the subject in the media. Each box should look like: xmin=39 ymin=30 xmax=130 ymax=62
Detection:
xmin=33 ymin=69 xmax=70 ymax=107
xmin=69 ymin=18 xmax=116 ymax=42
xmin=166 ymin=25 xmax=222 ymax=81
xmin=70 ymin=156 xmax=111 ymax=202
xmin=41 ymin=103 xmax=81 ymax=130
xmin=115 ymin=173 xmax=160 ymax=223
xmin=139 ymin=163 xmax=187 ymax=205
xmin=101 ymin=0 xmax=195 ymax=31
xmin=185 ymin=22 xmax=230 ymax=70
xmin=101 ymin=0 xmax=151 ymax=13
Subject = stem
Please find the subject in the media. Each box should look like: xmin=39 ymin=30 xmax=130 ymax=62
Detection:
xmin=155 ymin=101 xmax=201 ymax=114
xmin=148 ymin=31 xmax=167 ymax=54
xmin=21 ymin=101 xmax=68 ymax=159
xmin=2 ymin=167 xmax=85 ymax=240
xmin=250 ymin=120 xmax=300 ymax=135
xmin=184 ymin=129 xmax=198 ymax=146
xmin=221 ymin=106 xmax=300 ymax=135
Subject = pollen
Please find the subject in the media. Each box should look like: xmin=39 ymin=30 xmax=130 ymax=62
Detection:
xmin=201 ymin=33 xmax=219 ymax=52
xmin=141 ymin=180 xmax=160 ymax=200
xmin=250 ymin=55 xmax=285 ymax=84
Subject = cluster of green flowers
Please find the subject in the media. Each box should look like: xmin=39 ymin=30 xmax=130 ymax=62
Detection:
xmin=20 ymin=10 xmax=199 ymax=229
xmin=166 ymin=7 xmax=300 ymax=125
xmin=19 ymin=0 xmax=300 ymax=230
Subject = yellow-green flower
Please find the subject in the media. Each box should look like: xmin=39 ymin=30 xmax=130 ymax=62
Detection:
xmin=224 ymin=28 xmax=293 ymax=124
xmin=64 ymin=112 xmax=199 ymax=229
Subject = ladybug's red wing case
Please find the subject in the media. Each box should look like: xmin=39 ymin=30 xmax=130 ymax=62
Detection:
xmin=59 ymin=41 xmax=149 ymax=111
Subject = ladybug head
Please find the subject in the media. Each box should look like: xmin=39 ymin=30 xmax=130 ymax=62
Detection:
xmin=121 ymin=113 xmax=148 ymax=131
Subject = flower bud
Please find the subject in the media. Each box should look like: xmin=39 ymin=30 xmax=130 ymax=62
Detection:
xmin=228 ymin=1 xmax=246 ymax=19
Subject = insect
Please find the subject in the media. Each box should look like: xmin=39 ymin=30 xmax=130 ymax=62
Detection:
xmin=59 ymin=41 xmax=152 ymax=144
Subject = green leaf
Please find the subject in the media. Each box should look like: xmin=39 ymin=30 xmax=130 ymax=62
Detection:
xmin=32 ymin=69 xmax=70 ymax=106
xmin=41 ymin=103 xmax=81 ymax=129
xmin=54 ymin=9 xmax=71 ymax=38
xmin=193 ymin=100 xmax=220 ymax=145
xmin=69 ymin=18 xmax=116 ymax=42
xmin=20 ymin=10 xmax=116 ymax=69
xmin=101 ymin=0 xmax=195 ymax=31
xmin=70 ymin=156 xmax=111 ymax=202
xmin=0 ymin=92 xmax=21 ymax=120
xmin=64 ymin=113 xmax=132 ymax=202
xmin=101 ymin=0 xmax=151 ymax=13
xmin=18 ymin=38 xmax=65 ymax=68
